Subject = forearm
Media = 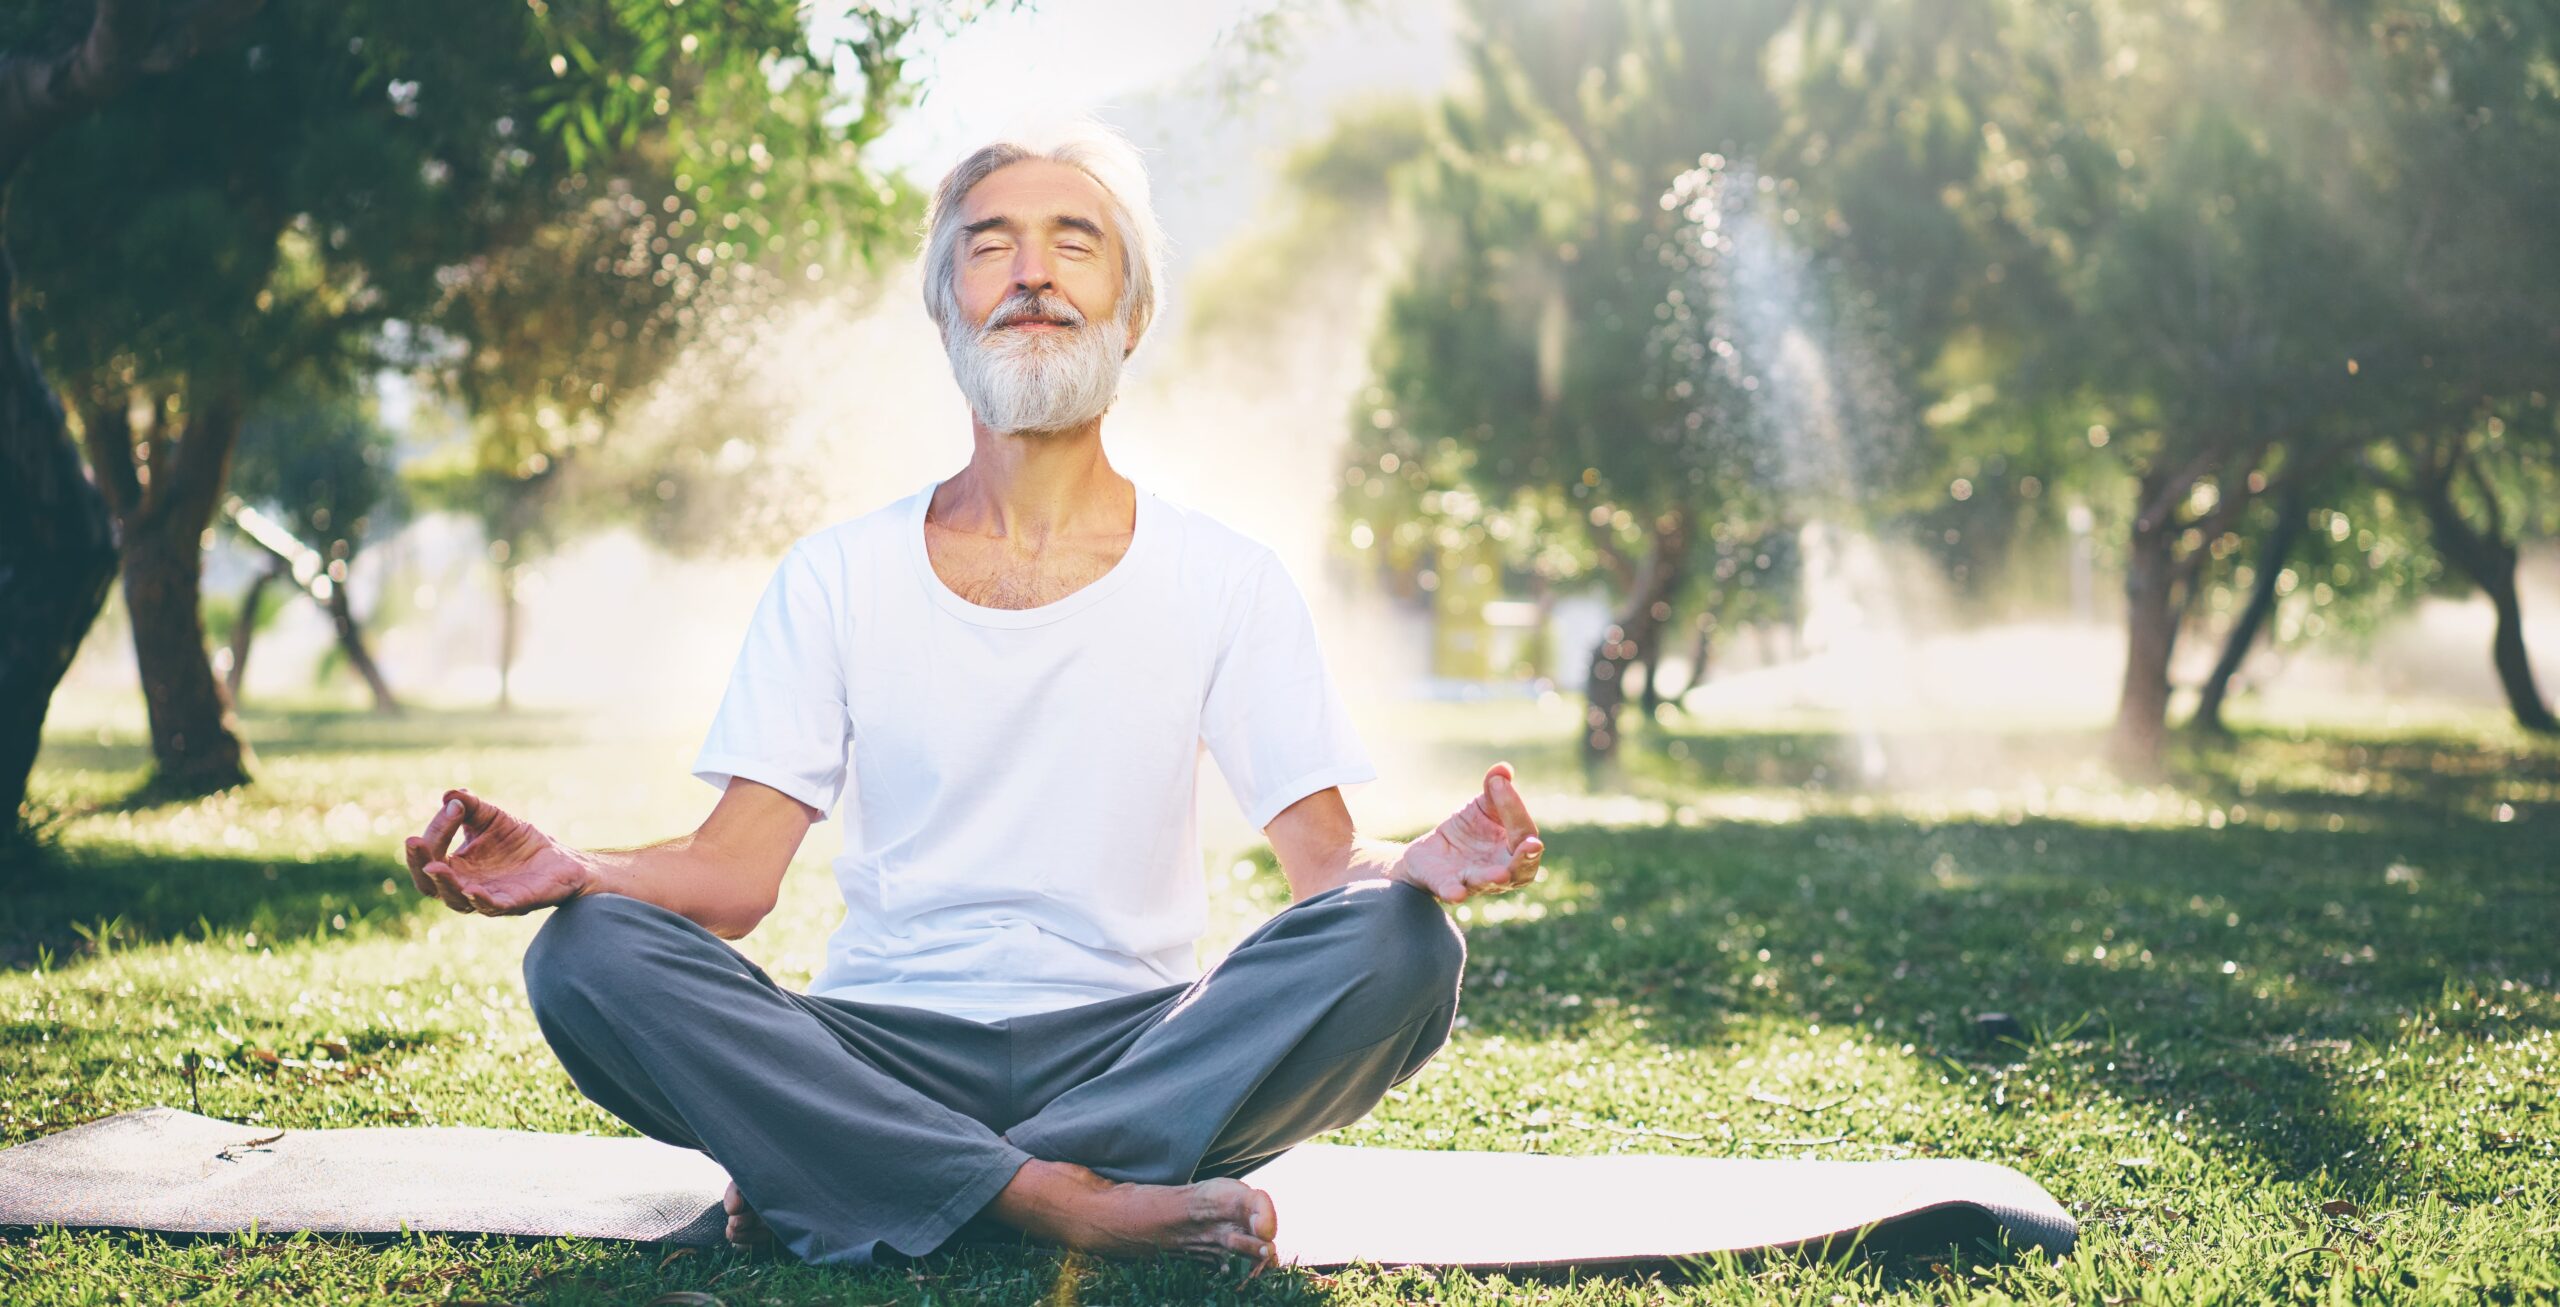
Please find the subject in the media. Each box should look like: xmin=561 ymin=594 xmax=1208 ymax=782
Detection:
xmin=574 ymin=832 xmax=773 ymax=939
xmin=1291 ymin=834 xmax=1412 ymax=903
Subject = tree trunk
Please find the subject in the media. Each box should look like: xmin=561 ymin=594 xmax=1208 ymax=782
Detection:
xmin=2110 ymin=474 xmax=2180 ymax=772
xmin=0 ymin=198 xmax=119 ymax=834
xmin=2480 ymin=571 xmax=2558 ymax=735
xmin=117 ymin=395 xmax=254 ymax=794
xmin=222 ymin=501 xmax=402 ymax=714
xmin=2189 ymin=484 xmax=2310 ymax=737
xmin=495 ymin=557 xmax=519 ymax=711
xmin=0 ymin=0 xmax=269 ymax=831
xmin=122 ymin=512 xmax=252 ymax=791
xmin=224 ymin=558 xmax=286 ymax=704
xmin=2411 ymin=475 xmax=2558 ymax=735
xmin=1581 ymin=513 xmax=1688 ymax=778
xmin=1670 ymin=610 xmax=1712 ymax=709
xmin=326 ymin=571 xmax=402 ymax=715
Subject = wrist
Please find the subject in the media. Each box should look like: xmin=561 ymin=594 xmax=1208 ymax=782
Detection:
xmin=566 ymin=847 xmax=612 ymax=899
xmin=1368 ymin=838 xmax=1418 ymax=887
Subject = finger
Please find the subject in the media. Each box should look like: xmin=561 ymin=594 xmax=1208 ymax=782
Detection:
xmin=1508 ymin=835 xmax=1546 ymax=882
xmin=445 ymin=790 xmax=503 ymax=856
xmin=423 ymin=862 xmax=475 ymax=914
xmin=425 ymin=865 xmax=471 ymax=914
xmin=402 ymin=836 xmax=437 ymax=897
xmin=1216 ymin=1226 xmax=1270 ymax=1264
xmin=1488 ymin=765 xmax=1538 ymax=840
xmin=423 ymin=797 xmax=468 ymax=862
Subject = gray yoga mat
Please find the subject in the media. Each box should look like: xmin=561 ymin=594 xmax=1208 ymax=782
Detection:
xmin=0 ymin=1107 xmax=2076 ymax=1270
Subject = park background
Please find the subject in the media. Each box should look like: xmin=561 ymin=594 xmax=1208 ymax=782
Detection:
xmin=3 ymin=0 xmax=2555 ymax=1303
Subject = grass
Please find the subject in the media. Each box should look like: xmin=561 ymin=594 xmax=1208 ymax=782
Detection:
xmin=1 ymin=690 xmax=2555 ymax=1304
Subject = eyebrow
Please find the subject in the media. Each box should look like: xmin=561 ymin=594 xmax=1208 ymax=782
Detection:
xmin=961 ymin=213 xmax=1107 ymax=242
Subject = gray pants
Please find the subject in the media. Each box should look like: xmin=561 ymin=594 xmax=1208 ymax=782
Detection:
xmin=521 ymin=876 xmax=1465 ymax=1267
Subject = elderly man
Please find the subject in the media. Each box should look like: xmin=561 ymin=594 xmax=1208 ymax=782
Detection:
xmin=401 ymin=122 xmax=1545 ymax=1279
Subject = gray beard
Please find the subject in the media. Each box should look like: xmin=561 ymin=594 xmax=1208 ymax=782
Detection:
xmin=945 ymin=312 xmax=1130 ymax=435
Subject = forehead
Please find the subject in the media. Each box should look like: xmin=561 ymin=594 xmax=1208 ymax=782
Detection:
xmin=960 ymin=158 xmax=1117 ymax=234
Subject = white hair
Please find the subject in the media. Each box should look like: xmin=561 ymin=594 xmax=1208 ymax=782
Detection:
xmin=918 ymin=118 xmax=1169 ymax=362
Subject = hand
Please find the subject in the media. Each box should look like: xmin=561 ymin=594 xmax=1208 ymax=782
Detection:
xmin=1390 ymin=761 xmax=1545 ymax=905
xmin=402 ymin=788 xmax=593 ymax=917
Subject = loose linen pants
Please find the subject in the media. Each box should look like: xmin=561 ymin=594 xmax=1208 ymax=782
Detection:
xmin=521 ymin=877 xmax=1466 ymax=1267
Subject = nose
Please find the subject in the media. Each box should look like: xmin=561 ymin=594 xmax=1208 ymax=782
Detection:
xmin=1010 ymin=245 xmax=1056 ymax=295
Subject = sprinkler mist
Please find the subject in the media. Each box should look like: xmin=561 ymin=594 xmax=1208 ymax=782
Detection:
xmin=1657 ymin=153 xmax=1941 ymax=792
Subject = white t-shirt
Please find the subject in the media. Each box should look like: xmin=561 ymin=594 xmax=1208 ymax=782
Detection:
xmin=689 ymin=474 xmax=1378 ymax=1023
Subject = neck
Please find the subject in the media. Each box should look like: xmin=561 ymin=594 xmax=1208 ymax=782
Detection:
xmin=936 ymin=419 xmax=1131 ymax=547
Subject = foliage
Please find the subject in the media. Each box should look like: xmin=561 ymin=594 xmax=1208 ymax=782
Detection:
xmin=1336 ymin=0 xmax=2560 ymax=757
xmin=229 ymin=384 xmax=404 ymax=569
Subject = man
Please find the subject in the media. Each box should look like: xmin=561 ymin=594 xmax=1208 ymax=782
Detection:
xmin=400 ymin=121 xmax=1546 ymax=1280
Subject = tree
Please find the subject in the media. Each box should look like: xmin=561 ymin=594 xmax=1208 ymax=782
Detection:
xmin=223 ymin=383 xmax=405 ymax=712
xmin=5 ymin=1 xmax=998 ymax=816
xmin=17 ymin=0 xmax=592 ymax=794
xmin=0 ymin=0 xmax=265 ymax=833
xmin=2345 ymin=0 xmax=2560 ymax=734
xmin=1356 ymin=0 xmax=1810 ymax=777
xmin=2365 ymin=416 xmax=2560 ymax=734
xmin=1940 ymin=1 xmax=2408 ymax=769
xmin=399 ymin=2 xmax=961 ymax=710
xmin=2184 ymin=463 xmax=2436 ymax=736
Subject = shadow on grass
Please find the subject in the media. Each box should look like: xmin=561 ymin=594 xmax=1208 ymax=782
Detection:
xmin=2171 ymin=728 xmax=2560 ymax=830
xmin=1454 ymin=804 xmax=2554 ymax=1201
xmin=0 ymin=842 xmax=429 ymax=970
xmin=34 ymin=705 xmax=601 ymax=782
xmin=1618 ymin=720 xmax=2560 ymax=831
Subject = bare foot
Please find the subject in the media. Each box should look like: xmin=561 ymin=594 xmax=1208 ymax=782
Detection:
xmin=723 ymin=1179 xmax=773 ymax=1249
xmin=987 ymin=1157 xmax=1279 ymax=1279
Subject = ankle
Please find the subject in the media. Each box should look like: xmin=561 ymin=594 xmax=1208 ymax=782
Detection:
xmin=987 ymin=1157 xmax=1113 ymax=1240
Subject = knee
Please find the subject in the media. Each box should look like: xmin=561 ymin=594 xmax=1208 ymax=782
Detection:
xmin=1327 ymin=878 xmax=1466 ymax=1013
xmin=522 ymin=892 xmax=674 ymax=1015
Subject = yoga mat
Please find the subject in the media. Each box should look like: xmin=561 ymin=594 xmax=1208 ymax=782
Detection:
xmin=0 ymin=1107 xmax=2076 ymax=1270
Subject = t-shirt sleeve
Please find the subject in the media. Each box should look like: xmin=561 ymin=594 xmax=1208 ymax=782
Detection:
xmin=689 ymin=541 xmax=851 ymax=821
xmin=1201 ymin=550 xmax=1379 ymax=830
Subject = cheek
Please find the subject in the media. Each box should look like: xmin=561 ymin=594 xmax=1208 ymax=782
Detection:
xmin=1062 ymin=263 xmax=1119 ymax=312
xmin=956 ymin=268 xmax=1009 ymax=319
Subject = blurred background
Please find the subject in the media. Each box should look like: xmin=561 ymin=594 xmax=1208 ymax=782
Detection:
xmin=4 ymin=8 xmax=2557 ymax=1300
xmin=7 ymin=0 xmax=2556 ymax=859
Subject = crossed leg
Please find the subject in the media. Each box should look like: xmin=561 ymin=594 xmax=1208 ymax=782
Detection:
xmin=522 ymin=877 xmax=1464 ymax=1270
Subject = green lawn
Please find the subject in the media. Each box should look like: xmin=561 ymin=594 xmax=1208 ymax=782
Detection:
xmin=2 ymin=693 xmax=2555 ymax=1304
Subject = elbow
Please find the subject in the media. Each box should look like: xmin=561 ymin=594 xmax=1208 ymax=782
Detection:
xmin=708 ymin=895 xmax=778 ymax=941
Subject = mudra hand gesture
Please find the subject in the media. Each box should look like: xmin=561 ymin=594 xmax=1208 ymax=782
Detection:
xmin=1389 ymin=761 xmax=1545 ymax=904
xmin=402 ymin=789 xmax=592 ymax=916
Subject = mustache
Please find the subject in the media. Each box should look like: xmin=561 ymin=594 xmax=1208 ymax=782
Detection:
xmin=984 ymin=292 xmax=1088 ymax=332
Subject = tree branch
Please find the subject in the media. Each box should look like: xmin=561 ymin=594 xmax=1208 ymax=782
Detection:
xmin=2136 ymin=440 xmax=2227 ymax=536
xmin=2461 ymin=444 xmax=2508 ymax=545
xmin=72 ymin=391 xmax=140 ymax=524
xmin=1579 ymin=511 xmax=1637 ymax=591
xmin=136 ymin=0 xmax=264 ymax=74
xmin=153 ymin=386 xmax=243 ymax=537
xmin=0 ymin=0 xmax=265 ymax=175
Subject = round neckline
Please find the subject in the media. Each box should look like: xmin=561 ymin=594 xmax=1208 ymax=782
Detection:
xmin=908 ymin=474 xmax=1158 ymax=628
